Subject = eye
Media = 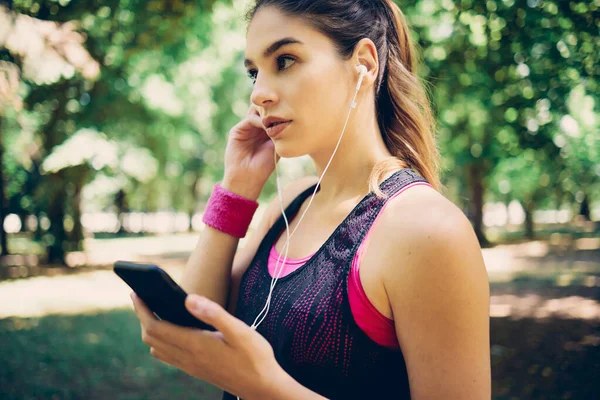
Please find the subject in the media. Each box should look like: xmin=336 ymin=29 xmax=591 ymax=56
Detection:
xmin=246 ymin=55 xmax=296 ymax=85
xmin=247 ymin=69 xmax=257 ymax=84
xmin=276 ymin=55 xmax=296 ymax=71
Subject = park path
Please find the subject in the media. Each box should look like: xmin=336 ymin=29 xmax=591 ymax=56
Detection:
xmin=1 ymin=234 xmax=598 ymax=319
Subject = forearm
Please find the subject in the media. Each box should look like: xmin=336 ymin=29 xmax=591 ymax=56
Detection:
xmin=179 ymin=177 xmax=262 ymax=308
xmin=179 ymin=225 xmax=239 ymax=308
xmin=255 ymin=368 xmax=329 ymax=400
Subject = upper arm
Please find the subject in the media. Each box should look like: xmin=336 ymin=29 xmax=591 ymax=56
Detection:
xmin=382 ymin=200 xmax=491 ymax=399
xmin=226 ymin=176 xmax=319 ymax=315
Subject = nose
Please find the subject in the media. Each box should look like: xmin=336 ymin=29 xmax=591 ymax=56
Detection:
xmin=250 ymin=74 xmax=279 ymax=108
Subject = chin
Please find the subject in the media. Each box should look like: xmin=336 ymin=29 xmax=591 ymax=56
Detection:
xmin=273 ymin=142 xmax=309 ymax=159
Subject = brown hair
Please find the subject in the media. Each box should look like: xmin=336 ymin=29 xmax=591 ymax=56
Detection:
xmin=246 ymin=0 xmax=443 ymax=197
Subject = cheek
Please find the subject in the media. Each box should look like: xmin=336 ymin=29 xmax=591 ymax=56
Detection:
xmin=274 ymin=62 xmax=349 ymax=156
xmin=299 ymin=69 xmax=346 ymax=129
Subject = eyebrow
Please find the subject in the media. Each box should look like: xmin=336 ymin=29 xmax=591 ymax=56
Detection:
xmin=244 ymin=37 xmax=304 ymax=68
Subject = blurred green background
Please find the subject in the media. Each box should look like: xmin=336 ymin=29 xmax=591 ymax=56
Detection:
xmin=0 ymin=0 xmax=598 ymax=399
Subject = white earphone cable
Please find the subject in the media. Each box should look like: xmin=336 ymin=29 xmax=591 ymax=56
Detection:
xmin=236 ymin=65 xmax=365 ymax=400
xmin=249 ymin=67 xmax=365 ymax=330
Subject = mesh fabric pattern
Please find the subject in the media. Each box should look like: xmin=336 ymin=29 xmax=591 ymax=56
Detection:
xmin=222 ymin=168 xmax=428 ymax=399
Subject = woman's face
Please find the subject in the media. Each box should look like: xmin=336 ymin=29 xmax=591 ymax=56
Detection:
xmin=245 ymin=6 xmax=354 ymax=158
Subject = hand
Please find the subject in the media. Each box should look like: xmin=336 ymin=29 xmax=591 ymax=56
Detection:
xmin=224 ymin=104 xmax=280 ymax=188
xmin=130 ymin=292 xmax=283 ymax=399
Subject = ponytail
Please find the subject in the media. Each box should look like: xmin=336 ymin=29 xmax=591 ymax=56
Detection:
xmin=369 ymin=0 xmax=443 ymax=197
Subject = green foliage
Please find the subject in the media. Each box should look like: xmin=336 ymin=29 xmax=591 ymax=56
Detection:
xmin=406 ymin=0 xmax=599 ymax=204
xmin=1 ymin=0 xmax=599 ymax=260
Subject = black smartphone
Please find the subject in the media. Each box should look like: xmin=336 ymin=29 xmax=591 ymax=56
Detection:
xmin=114 ymin=260 xmax=216 ymax=331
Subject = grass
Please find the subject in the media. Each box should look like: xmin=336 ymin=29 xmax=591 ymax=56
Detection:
xmin=1 ymin=285 xmax=598 ymax=399
xmin=0 ymin=309 xmax=223 ymax=400
xmin=490 ymin=316 xmax=599 ymax=400
xmin=1 ymin=230 xmax=599 ymax=399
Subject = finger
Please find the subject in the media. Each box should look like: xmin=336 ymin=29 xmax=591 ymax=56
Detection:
xmin=131 ymin=292 xmax=191 ymax=353
xmin=231 ymin=114 xmax=265 ymax=135
xmin=247 ymin=104 xmax=259 ymax=117
xmin=248 ymin=112 xmax=266 ymax=130
xmin=246 ymin=104 xmax=265 ymax=127
xmin=185 ymin=295 xmax=251 ymax=347
xmin=150 ymin=347 xmax=182 ymax=369
xmin=130 ymin=292 xmax=163 ymax=346
xmin=130 ymin=292 xmax=158 ymax=326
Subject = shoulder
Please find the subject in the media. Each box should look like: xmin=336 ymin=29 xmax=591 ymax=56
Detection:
xmin=378 ymin=183 xmax=481 ymax=264
xmin=376 ymin=183 xmax=488 ymax=289
xmin=376 ymin=185 xmax=492 ymax=397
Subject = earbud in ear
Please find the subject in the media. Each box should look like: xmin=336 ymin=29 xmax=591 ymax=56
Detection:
xmin=351 ymin=65 xmax=368 ymax=109
xmin=357 ymin=64 xmax=367 ymax=78
xmin=355 ymin=65 xmax=367 ymax=91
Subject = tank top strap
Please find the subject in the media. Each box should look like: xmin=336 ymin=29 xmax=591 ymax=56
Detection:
xmin=262 ymin=167 xmax=428 ymax=249
xmin=379 ymin=167 xmax=429 ymax=196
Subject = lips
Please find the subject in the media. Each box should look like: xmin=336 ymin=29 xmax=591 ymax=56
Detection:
xmin=265 ymin=120 xmax=292 ymax=138
xmin=262 ymin=116 xmax=291 ymax=129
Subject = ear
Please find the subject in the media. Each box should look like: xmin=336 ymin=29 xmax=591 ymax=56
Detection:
xmin=351 ymin=38 xmax=379 ymax=90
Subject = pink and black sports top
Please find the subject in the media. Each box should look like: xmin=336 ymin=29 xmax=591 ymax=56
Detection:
xmin=268 ymin=179 xmax=432 ymax=349
xmin=222 ymin=168 xmax=430 ymax=399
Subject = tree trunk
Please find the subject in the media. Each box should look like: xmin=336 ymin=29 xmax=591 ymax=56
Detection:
xmin=579 ymin=193 xmax=591 ymax=221
xmin=70 ymin=178 xmax=84 ymax=249
xmin=523 ymin=200 xmax=535 ymax=240
xmin=46 ymin=173 xmax=67 ymax=265
xmin=33 ymin=209 xmax=43 ymax=241
xmin=467 ymin=163 xmax=489 ymax=247
xmin=41 ymin=80 xmax=70 ymax=264
xmin=0 ymin=121 xmax=9 ymax=255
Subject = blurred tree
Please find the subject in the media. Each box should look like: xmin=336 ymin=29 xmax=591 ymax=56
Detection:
xmin=2 ymin=0 xmax=228 ymax=263
xmin=0 ymin=60 xmax=21 ymax=255
xmin=2 ymin=0 xmax=598 ymax=264
xmin=114 ymin=188 xmax=128 ymax=234
xmin=402 ymin=0 xmax=599 ymax=243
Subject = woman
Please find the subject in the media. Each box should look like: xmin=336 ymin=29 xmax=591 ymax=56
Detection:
xmin=130 ymin=1 xmax=491 ymax=399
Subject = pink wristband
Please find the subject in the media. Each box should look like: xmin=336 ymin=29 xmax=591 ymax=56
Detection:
xmin=201 ymin=183 xmax=259 ymax=238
